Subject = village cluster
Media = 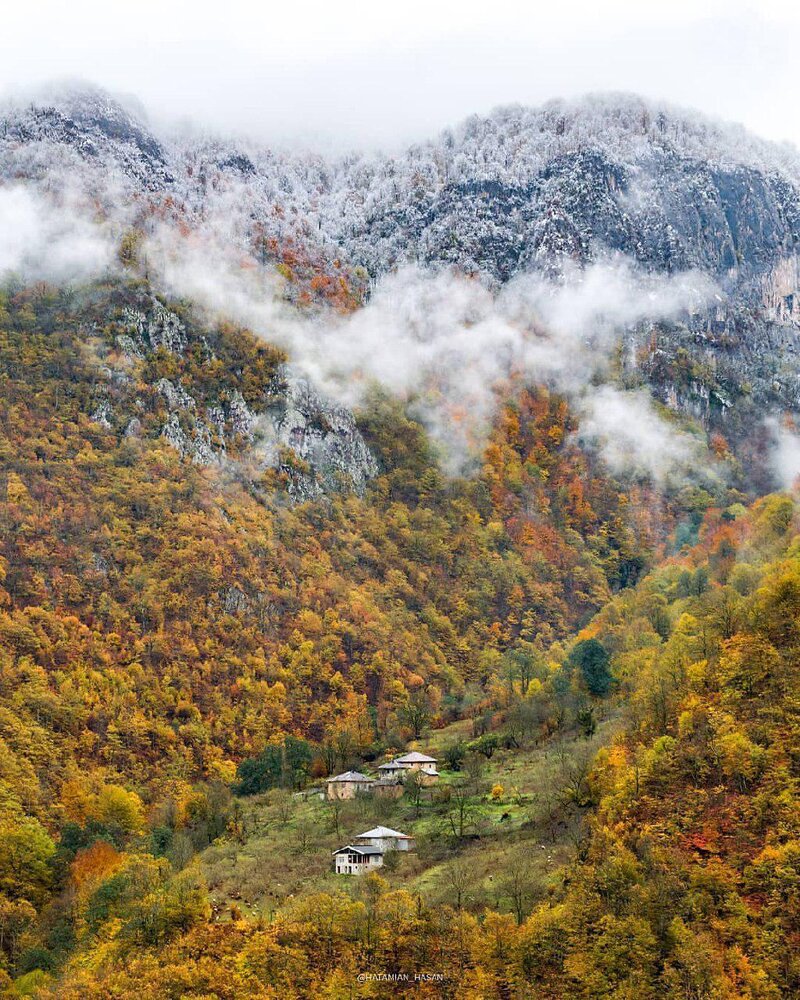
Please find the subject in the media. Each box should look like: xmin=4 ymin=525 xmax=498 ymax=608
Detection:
xmin=325 ymin=751 xmax=439 ymax=874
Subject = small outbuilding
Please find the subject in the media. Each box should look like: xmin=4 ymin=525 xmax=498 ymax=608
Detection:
xmin=326 ymin=770 xmax=375 ymax=800
xmin=332 ymin=844 xmax=384 ymax=875
xmin=373 ymin=777 xmax=405 ymax=799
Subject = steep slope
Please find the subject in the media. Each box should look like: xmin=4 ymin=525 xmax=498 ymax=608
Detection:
xmin=0 ymin=275 xmax=655 ymax=807
xmin=2 ymin=86 xmax=800 ymax=998
xmin=92 ymin=287 xmax=377 ymax=499
xmin=510 ymin=493 xmax=800 ymax=999
xmin=8 ymin=87 xmax=800 ymax=285
xmin=0 ymin=85 xmax=173 ymax=195
xmin=0 ymin=275 xmax=699 ymax=990
xmin=11 ymin=479 xmax=800 ymax=999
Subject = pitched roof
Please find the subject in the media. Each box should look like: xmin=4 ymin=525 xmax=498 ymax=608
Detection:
xmin=327 ymin=770 xmax=374 ymax=783
xmin=332 ymin=844 xmax=384 ymax=856
xmin=377 ymin=761 xmax=402 ymax=769
xmin=395 ymin=751 xmax=438 ymax=763
xmin=356 ymin=826 xmax=411 ymax=840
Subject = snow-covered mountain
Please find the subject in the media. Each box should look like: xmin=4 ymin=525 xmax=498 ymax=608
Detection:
xmin=5 ymin=86 xmax=800 ymax=286
xmin=4 ymin=84 xmax=800 ymax=481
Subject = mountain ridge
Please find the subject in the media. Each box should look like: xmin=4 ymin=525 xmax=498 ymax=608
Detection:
xmin=4 ymin=84 xmax=800 ymax=489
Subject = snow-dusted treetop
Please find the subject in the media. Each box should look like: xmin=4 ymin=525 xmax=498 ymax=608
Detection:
xmin=2 ymin=84 xmax=800 ymax=288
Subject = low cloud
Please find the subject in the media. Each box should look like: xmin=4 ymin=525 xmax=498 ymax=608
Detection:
xmin=0 ymin=174 xmax=720 ymax=483
xmin=0 ymin=184 xmax=117 ymax=282
xmin=144 ymin=225 xmax=716 ymax=478
xmin=767 ymin=417 xmax=800 ymax=490
xmin=578 ymin=386 xmax=703 ymax=484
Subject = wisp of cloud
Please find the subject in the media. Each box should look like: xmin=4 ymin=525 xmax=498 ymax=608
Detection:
xmin=0 ymin=184 xmax=117 ymax=282
xmin=0 ymin=172 xmax=719 ymax=483
xmin=142 ymin=222 xmax=716 ymax=479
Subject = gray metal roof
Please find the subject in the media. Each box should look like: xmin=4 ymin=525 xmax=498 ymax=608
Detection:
xmin=356 ymin=826 xmax=411 ymax=839
xmin=332 ymin=844 xmax=384 ymax=856
xmin=327 ymin=770 xmax=374 ymax=783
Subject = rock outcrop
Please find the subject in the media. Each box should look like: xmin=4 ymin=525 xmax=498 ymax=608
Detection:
xmin=99 ymin=296 xmax=377 ymax=496
xmin=258 ymin=369 xmax=378 ymax=501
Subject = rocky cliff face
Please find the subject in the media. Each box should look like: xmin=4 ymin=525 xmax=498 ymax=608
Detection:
xmin=8 ymin=88 xmax=800 ymax=288
xmin=89 ymin=292 xmax=378 ymax=499
xmin=258 ymin=370 xmax=378 ymax=501
xmin=346 ymin=149 xmax=800 ymax=284
xmin=0 ymin=85 xmax=173 ymax=193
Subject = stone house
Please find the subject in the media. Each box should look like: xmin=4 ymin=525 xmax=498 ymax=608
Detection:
xmin=377 ymin=751 xmax=439 ymax=785
xmin=326 ymin=770 xmax=375 ymax=800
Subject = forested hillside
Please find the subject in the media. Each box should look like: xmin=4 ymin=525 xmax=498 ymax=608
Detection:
xmin=2 ymin=279 xmax=797 ymax=996
xmin=0 ymin=277 xmax=656 ymax=793
xmin=3 ymin=85 xmax=800 ymax=999
xmin=0 ymin=274 xmax=697 ymax=995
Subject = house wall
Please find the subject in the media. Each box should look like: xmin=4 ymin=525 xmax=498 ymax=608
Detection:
xmin=327 ymin=780 xmax=372 ymax=800
xmin=373 ymin=782 xmax=404 ymax=800
xmin=379 ymin=767 xmax=404 ymax=780
xmin=334 ymin=854 xmax=384 ymax=875
xmin=400 ymin=762 xmax=438 ymax=779
xmin=398 ymin=764 xmax=438 ymax=786
xmin=355 ymin=836 xmax=413 ymax=852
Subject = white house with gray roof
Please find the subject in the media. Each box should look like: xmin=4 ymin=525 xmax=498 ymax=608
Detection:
xmin=354 ymin=826 xmax=415 ymax=852
xmin=332 ymin=844 xmax=384 ymax=875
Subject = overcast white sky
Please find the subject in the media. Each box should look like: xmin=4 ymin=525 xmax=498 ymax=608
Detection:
xmin=2 ymin=0 xmax=799 ymax=150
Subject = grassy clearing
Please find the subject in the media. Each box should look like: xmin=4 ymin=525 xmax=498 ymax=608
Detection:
xmin=200 ymin=713 xmax=620 ymax=924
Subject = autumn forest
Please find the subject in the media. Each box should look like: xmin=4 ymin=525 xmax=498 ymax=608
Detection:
xmin=0 ymin=262 xmax=796 ymax=1000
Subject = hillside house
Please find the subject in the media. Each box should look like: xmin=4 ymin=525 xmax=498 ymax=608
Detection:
xmin=373 ymin=777 xmax=405 ymax=799
xmin=326 ymin=770 xmax=375 ymax=800
xmin=377 ymin=751 xmax=439 ymax=785
xmin=332 ymin=845 xmax=384 ymax=875
xmin=354 ymin=826 xmax=415 ymax=852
